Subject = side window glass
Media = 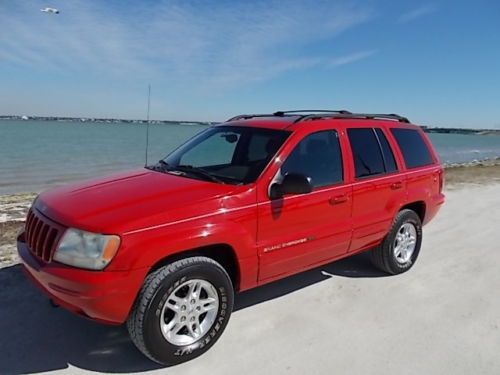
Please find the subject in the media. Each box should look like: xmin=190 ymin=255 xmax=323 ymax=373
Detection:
xmin=281 ymin=130 xmax=343 ymax=188
xmin=347 ymin=128 xmax=385 ymax=178
xmin=391 ymin=128 xmax=434 ymax=168
xmin=375 ymin=128 xmax=398 ymax=173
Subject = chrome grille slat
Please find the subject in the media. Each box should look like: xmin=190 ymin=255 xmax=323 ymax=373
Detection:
xmin=28 ymin=216 xmax=39 ymax=250
xmin=32 ymin=219 xmax=44 ymax=258
xmin=43 ymin=228 xmax=58 ymax=262
xmin=25 ymin=210 xmax=34 ymax=230
xmin=38 ymin=224 xmax=49 ymax=259
xmin=26 ymin=214 xmax=35 ymax=248
xmin=24 ymin=208 xmax=62 ymax=263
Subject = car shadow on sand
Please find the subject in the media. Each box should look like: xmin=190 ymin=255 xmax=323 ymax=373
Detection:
xmin=0 ymin=252 xmax=386 ymax=374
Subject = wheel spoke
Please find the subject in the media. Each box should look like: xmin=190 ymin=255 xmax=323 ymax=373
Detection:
xmin=165 ymin=299 xmax=180 ymax=312
xmin=187 ymin=321 xmax=201 ymax=339
xmin=200 ymin=297 xmax=218 ymax=312
xmin=188 ymin=280 xmax=201 ymax=300
xmin=193 ymin=320 xmax=202 ymax=336
xmin=401 ymin=248 xmax=408 ymax=260
xmin=166 ymin=321 xmax=184 ymax=335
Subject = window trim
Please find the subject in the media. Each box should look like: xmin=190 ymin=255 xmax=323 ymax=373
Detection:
xmin=374 ymin=127 xmax=399 ymax=174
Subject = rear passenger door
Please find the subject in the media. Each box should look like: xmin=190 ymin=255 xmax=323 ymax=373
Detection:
xmin=347 ymin=128 xmax=406 ymax=251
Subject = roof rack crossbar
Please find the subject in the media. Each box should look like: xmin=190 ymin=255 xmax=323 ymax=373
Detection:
xmin=273 ymin=109 xmax=352 ymax=116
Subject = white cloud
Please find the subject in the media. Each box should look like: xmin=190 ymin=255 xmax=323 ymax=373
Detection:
xmin=398 ymin=4 xmax=437 ymax=24
xmin=328 ymin=50 xmax=377 ymax=67
xmin=0 ymin=0 xmax=375 ymax=90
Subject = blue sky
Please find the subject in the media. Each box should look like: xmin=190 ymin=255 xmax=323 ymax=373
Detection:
xmin=0 ymin=0 xmax=499 ymax=128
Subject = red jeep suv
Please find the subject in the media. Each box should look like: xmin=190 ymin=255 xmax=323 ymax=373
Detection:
xmin=18 ymin=110 xmax=445 ymax=365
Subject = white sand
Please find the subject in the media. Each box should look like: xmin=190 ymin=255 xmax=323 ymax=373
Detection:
xmin=0 ymin=193 xmax=36 ymax=223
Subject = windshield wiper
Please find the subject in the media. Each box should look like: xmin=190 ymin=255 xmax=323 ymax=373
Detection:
xmin=146 ymin=159 xmax=170 ymax=172
xmin=150 ymin=160 xmax=226 ymax=184
xmin=171 ymin=165 xmax=225 ymax=184
xmin=157 ymin=160 xmax=170 ymax=169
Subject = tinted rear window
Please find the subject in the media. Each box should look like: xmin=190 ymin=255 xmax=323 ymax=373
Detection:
xmin=347 ymin=128 xmax=385 ymax=178
xmin=391 ymin=128 xmax=434 ymax=168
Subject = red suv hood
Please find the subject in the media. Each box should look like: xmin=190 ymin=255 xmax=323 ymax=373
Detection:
xmin=36 ymin=169 xmax=241 ymax=233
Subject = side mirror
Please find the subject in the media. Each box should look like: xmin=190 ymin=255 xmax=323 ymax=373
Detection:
xmin=269 ymin=173 xmax=312 ymax=199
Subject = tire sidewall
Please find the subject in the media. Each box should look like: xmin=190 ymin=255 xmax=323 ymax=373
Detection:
xmin=142 ymin=263 xmax=233 ymax=365
xmin=387 ymin=211 xmax=422 ymax=273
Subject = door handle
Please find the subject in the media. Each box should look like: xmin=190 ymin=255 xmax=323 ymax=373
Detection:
xmin=329 ymin=194 xmax=349 ymax=205
xmin=390 ymin=181 xmax=403 ymax=190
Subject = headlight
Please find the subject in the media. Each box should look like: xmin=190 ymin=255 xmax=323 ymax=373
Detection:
xmin=53 ymin=228 xmax=120 ymax=270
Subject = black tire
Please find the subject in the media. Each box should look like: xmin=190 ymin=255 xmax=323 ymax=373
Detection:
xmin=127 ymin=256 xmax=234 ymax=366
xmin=370 ymin=209 xmax=423 ymax=275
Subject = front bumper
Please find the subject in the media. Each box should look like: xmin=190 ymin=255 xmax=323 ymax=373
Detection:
xmin=18 ymin=236 xmax=147 ymax=325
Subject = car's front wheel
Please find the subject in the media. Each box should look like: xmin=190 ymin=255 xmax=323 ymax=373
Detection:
xmin=127 ymin=256 xmax=234 ymax=366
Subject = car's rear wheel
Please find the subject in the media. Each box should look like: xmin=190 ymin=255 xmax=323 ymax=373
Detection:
xmin=370 ymin=209 xmax=422 ymax=274
xmin=127 ymin=256 xmax=234 ymax=366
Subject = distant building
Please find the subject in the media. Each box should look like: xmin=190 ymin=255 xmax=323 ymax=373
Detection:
xmin=21 ymin=115 xmax=29 ymax=120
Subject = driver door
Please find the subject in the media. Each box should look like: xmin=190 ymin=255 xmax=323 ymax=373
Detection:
xmin=256 ymin=130 xmax=352 ymax=282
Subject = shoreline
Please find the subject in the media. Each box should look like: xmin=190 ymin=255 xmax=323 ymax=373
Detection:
xmin=442 ymin=155 xmax=500 ymax=169
xmin=3 ymin=118 xmax=500 ymax=136
xmin=2 ymin=163 xmax=500 ymax=268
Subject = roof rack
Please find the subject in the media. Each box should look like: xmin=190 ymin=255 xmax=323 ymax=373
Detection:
xmin=227 ymin=110 xmax=410 ymax=123
xmin=227 ymin=109 xmax=351 ymax=122
xmin=295 ymin=113 xmax=410 ymax=123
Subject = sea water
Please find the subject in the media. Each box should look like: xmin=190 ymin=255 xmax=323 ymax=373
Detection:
xmin=1 ymin=120 xmax=500 ymax=195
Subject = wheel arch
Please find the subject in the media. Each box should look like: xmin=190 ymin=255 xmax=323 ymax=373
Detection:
xmin=400 ymin=201 xmax=426 ymax=223
xmin=148 ymin=244 xmax=241 ymax=291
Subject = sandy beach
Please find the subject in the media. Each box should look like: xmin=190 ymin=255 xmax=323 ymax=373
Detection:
xmin=0 ymin=165 xmax=499 ymax=374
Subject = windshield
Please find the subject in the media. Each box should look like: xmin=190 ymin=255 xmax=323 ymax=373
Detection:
xmin=149 ymin=126 xmax=290 ymax=184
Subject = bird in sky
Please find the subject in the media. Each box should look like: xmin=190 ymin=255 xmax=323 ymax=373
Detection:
xmin=40 ymin=7 xmax=60 ymax=14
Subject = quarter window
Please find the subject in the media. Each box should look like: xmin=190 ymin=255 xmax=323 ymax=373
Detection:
xmin=347 ymin=128 xmax=385 ymax=178
xmin=391 ymin=128 xmax=434 ymax=168
xmin=281 ymin=130 xmax=343 ymax=188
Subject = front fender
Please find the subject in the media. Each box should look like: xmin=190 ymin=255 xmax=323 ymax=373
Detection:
xmin=107 ymin=207 xmax=259 ymax=290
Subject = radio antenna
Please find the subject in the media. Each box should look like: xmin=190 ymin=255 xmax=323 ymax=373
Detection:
xmin=144 ymin=84 xmax=151 ymax=167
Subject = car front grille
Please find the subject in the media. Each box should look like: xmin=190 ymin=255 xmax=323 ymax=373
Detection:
xmin=25 ymin=208 xmax=64 ymax=262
